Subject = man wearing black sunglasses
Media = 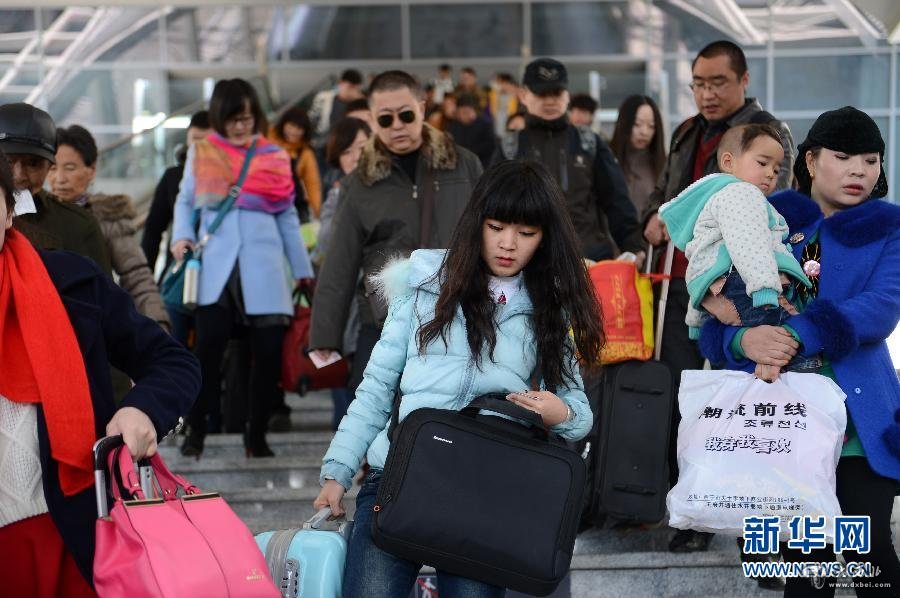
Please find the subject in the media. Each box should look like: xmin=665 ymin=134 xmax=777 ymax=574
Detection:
xmin=495 ymin=58 xmax=643 ymax=265
xmin=309 ymin=70 xmax=483 ymax=393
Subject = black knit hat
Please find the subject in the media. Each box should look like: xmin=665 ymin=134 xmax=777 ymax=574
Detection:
xmin=793 ymin=106 xmax=887 ymax=198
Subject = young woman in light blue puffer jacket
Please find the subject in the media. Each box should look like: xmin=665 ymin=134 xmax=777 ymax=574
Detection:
xmin=313 ymin=160 xmax=605 ymax=597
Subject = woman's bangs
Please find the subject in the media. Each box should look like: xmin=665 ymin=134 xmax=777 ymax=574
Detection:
xmin=480 ymin=176 xmax=548 ymax=227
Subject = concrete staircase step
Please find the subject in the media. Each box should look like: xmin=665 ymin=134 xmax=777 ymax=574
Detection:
xmin=288 ymin=408 xmax=333 ymax=431
xmin=571 ymin=526 xmax=867 ymax=596
xmin=159 ymin=431 xmax=333 ymax=461
xmin=166 ymin=456 xmax=322 ymax=491
xmin=572 ymin=528 xmax=780 ymax=597
xmin=285 ymin=391 xmax=333 ymax=411
xmin=221 ymin=486 xmax=358 ymax=529
xmin=569 ymin=559 xmax=781 ymax=597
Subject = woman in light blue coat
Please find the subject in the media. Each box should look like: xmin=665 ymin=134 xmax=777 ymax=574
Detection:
xmin=313 ymin=160 xmax=605 ymax=597
xmin=171 ymin=79 xmax=313 ymax=458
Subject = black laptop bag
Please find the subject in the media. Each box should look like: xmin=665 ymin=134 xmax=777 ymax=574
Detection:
xmin=371 ymin=393 xmax=585 ymax=596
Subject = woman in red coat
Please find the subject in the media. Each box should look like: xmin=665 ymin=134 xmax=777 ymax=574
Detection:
xmin=0 ymin=150 xmax=200 ymax=596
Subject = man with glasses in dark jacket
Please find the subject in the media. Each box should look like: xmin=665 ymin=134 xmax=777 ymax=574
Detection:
xmin=642 ymin=41 xmax=793 ymax=564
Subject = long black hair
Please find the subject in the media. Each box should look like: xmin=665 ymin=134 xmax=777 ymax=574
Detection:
xmin=417 ymin=160 xmax=604 ymax=390
xmin=609 ymin=95 xmax=666 ymax=181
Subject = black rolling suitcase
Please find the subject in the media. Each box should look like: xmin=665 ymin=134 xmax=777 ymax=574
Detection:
xmin=586 ymin=243 xmax=677 ymax=523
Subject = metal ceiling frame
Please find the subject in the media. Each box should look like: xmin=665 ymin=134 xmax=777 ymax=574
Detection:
xmin=662 ymin=0 xmax=886 ymax=48
xmin=0 ymin=1 xmax=892 ymax=107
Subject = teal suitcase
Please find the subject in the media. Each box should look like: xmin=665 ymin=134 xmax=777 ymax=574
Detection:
xmin=255 ymin=508 xmax=352 ymax=598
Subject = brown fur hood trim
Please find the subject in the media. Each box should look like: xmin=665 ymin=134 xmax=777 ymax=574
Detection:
xmin=357 ymin=124 xmax=458 ymax=186
xmin=87 ymin=193 xmax=137 ymax=222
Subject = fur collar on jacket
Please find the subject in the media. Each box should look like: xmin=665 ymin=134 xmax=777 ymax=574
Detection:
xmin=357 ymin=124 xmax=458 ymax=187
xmin=87 ymin=193 xmax=137 ymax=223
xmin=769 ymin=189 xmax=900 ymax=248
xmin=369 ymin=250 xmax=447 ymax=305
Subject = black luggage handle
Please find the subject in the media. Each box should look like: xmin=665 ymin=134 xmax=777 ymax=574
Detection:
xmin=93 ymin=435 xmax=154 ymax=518
xmin=388 ymin=392 xmax=549 ymax=442
xmin=462 ymin=393 xmax=545 ymax=429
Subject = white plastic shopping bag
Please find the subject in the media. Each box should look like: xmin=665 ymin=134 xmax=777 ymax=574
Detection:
xmin=667 ymin=370 xmax=846 ymax=540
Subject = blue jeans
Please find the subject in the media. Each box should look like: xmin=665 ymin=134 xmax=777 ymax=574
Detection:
xmin=342 ymin=470 xmax=505 ymax=598
xmin=717 ymin=271 xmax=820 ymax=373
xmin=718 ymin=270 xmax=792 ymax=327
xmin=330 ymin=387 xmax=353 ymax=431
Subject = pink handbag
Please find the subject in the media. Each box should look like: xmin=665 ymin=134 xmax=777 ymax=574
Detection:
xmin=92 ymin=436 xmax=279 ymax=597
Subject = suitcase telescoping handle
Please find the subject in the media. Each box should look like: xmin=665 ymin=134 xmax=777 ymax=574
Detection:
xmin=303 ymin=506 xmax=352 ymax=535
xmin=646 ymin=241 xmax=675 ymax=362
xmin=93 ymin=435 xmax=154 ymax=518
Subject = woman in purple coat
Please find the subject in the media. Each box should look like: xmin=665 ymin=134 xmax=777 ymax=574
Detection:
xmin=701 ymin=106 xmax=900 ymax=596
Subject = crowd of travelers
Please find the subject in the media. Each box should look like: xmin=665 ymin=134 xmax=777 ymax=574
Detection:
xmin=0 ymin=36 xmax=897 ymax=598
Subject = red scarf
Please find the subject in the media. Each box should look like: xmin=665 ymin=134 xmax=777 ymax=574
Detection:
xmin=0 ymin=229 xmax=95 ymax=496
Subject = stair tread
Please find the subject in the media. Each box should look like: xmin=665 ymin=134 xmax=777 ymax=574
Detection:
xmin=169 ymin=455 xmax=322 ymax=472
xmin=160 ymin=431 xmax=335 ymax=447
xmin=571 ymin=549 xmax=741 ymax=569
xmin=219 ymin=485 xmax=359 ymax=501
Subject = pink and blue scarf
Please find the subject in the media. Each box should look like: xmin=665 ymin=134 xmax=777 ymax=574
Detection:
xmin=193 ymin=132 xmax=295 ymax=213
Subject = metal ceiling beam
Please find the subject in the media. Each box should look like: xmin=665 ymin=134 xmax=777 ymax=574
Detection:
xmin=823 ymin=0 xmax=883 ymax=48
xmin=663 ymin=0 xmax=758 ymax=45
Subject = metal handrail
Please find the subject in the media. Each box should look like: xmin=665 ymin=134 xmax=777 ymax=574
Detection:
xmin=97 ymin=73 xmax=336 ymax=160
xmin=97 ymin=99 xmax=206 ymax=158
xmin=101 ymin=73 xmax=340 ymax=233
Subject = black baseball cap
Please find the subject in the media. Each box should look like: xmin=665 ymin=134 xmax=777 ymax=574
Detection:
xmin=522 ymin=58 xmax=568 ymax=95
xmin=0 ymin=103 xmax=57 ymax=163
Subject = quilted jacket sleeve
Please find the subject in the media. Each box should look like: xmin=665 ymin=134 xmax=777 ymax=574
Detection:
xmin=547 ymin=337 xmax=593 ymax=441
xmin=320 ymin=291 xmax=416 ymax=489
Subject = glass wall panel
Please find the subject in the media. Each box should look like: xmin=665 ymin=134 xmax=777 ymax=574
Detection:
xmin=165 ymin=6 xmax=275 ymax=64
xmin=654 ymin=3 xmax=746 ymax=54
xmin=163 ymin=8 xmax=203 ymax=63
xmin=48 ymin=68 xmax=165 ymax=127
xmin=0 ymin=8 xmax=36 ymax=34
xmin=167 ymin=77 xmax=205 ymax=112
xmin=7 ymin=66 xmax=41 ymax=90
xmin=0 ymin=9 xmax=37 ymax=63
xmin=97 ymin=126 xmax=182 ymax=183
xmin=532 ymin=2 xmax=630 ymax=56
xmin=560 ymin=65 xmax=647 ymax=111
xmin=410 ymin=4 xmax=522 ymax=58
xmin=76 ymin=6 xmax=161 ymax=63
xmin=276 ymin=5 xmax=402 ymax=60
xmin=773 ymin=54 xmax=889 ymax=111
